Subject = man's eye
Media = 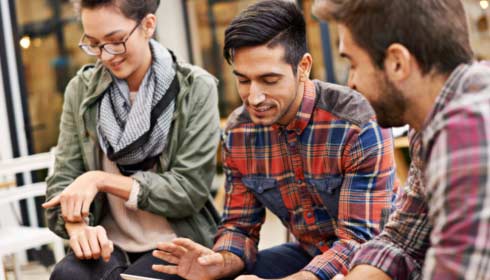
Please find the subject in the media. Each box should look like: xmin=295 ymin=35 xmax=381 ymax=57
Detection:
xmin=238 ymin=80 xmax=250 ymax=84
xmin=263 ymin=79 xmax=279 ymax=85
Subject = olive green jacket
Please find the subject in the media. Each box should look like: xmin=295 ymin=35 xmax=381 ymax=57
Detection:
xmin=45 ymin=59 xmax=221 ymax=248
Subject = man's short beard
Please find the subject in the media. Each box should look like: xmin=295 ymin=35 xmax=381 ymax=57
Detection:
xmin=373 ymin=75 xmax=407 ymax=128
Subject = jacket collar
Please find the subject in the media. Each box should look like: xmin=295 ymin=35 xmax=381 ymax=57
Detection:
xmin=283 ymin=79 xmax=316 ymax=135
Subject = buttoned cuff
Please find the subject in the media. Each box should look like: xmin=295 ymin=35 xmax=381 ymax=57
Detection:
xmin=350 ymin=239 xmax=422 ymax=280
xmin=213 ymin=231 xmax=258 ymax=272
xmin=302 ymin=240 xmax=358 ymax=280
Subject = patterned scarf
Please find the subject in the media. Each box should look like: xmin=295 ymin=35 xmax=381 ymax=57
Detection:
xmin=97 ymin=40 xmax=178 ymax=175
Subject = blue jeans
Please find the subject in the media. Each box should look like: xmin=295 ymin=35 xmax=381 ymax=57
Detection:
xmin=50 ymin=246 xmax=183 ymax=280
xmin=243 ymin=243 xmax=313 ymax=278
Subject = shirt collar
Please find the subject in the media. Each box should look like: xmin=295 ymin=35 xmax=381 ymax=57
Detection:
xmin=422 ymin=63 xmax=469 ymax=130
xmin=283 ymin=79 xmax=316 ymax=134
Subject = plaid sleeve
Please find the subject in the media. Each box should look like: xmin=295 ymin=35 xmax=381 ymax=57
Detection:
xmin=350 ymin=130 xmax=430 ymax=279
xmin=213 ymin=138 xmax=265 ymax=271
xmin=303 ymin=120 xmax=398 ymax=279
xmin=422 ymin=104 xmax=490 ymax=279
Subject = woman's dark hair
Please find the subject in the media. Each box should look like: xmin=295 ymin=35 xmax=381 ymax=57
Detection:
xmin=224 ymin=0 xmax=307 ymax=74
xmin=314 ymin=0 xmax=473 ymax=75
xmin=77 ymin=0 xmax=160 ymax=21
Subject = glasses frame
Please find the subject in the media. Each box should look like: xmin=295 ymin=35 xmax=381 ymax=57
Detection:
xmin=78 ymin=21 xmax=141 ymax=56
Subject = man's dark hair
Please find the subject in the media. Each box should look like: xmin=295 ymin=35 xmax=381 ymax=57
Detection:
xmin=78 ymin=0 xmax=160 ymax=21
xmin=224 ymin=0 xmax=307 ymax=74
xmin=314 ymin=0 xmax=473 ymax=75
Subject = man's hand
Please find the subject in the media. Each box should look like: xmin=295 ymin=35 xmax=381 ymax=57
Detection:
xmin=340 ymin=265 xmax=391 ymax=280
xmin=236 ymin=270 xmax=318 ymax=280
xmin=235 ymin=276 xmax=264 ymax=280
xmin=43 ymin=171 xmax=102 ymax=222
xmin=65 ymin=222 xmax=113 ymax=262
xmin=152 ymin=238 xmax=243 ymax=280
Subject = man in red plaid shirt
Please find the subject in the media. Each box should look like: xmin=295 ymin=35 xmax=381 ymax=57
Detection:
xmin=151 ymin=1 xmax=397 ymax=279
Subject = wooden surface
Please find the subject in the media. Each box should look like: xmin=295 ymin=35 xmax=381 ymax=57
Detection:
xmin=394 ymin=136 xmax=409 ymax=184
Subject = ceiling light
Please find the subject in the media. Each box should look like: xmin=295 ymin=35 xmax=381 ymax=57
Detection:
xmin=481 ymin=0 xmax=489 ymax=10
xmin=20 ymin=36 xmax=31 ymax=49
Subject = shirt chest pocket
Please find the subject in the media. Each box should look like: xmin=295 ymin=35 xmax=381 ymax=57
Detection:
xmin=306 ymin=176 xmax=343 ymax=221
xmin=242 ymin=177 xmax=289 ymax=221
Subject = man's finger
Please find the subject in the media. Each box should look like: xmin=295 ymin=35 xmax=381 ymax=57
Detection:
xmin=173 ymin=238 xmax=213 ymax=254
xmin=152 ymin=264 xmax=178 ymax=275
xmin=197 ymin=252 xmax=224 ymax=266
xmin=332 ymin=274 xmax=345 ymax=280
xmin=42 ymin=195 xmax=61 ymax=208
xmin=156 ymin=242 xmax=187 ymax=258
xmin=152 ymin=250 xmax=180 ymax=265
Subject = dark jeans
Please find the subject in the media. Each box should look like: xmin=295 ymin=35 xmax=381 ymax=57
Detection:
xmin=50 ymin=246 xmax=183 ymax=280
xmin=51 ymin=243 xmax=312 ymax=280
xmin=244 ymin=242 xmax=313 ymax=278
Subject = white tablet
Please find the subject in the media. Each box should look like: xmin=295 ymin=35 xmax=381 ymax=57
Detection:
xmin=120 ymin=273 xmax=162 ymax=280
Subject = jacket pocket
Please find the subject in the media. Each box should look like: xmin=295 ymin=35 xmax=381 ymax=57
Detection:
xmin=307 ymin=176 xmax=343 ymax=221
xmin=242 ymin=177 xmax=288 ymax=221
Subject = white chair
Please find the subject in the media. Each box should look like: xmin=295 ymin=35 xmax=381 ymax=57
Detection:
xmin=0 ymin=150 xmax=65 ymax=280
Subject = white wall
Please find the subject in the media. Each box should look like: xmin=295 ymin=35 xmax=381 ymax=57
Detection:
xmin=155 ymin=0 xmax=190 ymax=62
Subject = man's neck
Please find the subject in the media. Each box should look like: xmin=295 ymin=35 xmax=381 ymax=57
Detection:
xmin=404 ymin=72 xmax=449 ymax=131
xmin=277 ymin=79 xmax=308 ymax=126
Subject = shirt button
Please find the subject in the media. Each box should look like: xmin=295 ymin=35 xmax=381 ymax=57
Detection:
xmin=297 ymin=179 xmax=303 ymax=185
xmin=319 ymin=241 xmax=325 ymax=246
xmin=289 ymin=142 xmax=296 ymax=147
xmin=307 ymin=212 xmax=313 ymax=218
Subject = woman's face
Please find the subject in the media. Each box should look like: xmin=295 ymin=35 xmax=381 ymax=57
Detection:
xmin=80 ymin=6 xmax=152 ymax=80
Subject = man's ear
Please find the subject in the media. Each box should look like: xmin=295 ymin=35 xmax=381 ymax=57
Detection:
xmin=142 ymin=14 xmax=157 ymax=38
xmin=298 ymin=53 xmax=313 ymax=81
xmin=384 ymin=43 xmax=412 ymax=82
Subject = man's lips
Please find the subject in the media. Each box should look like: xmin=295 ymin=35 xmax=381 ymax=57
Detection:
xmin=249 ymin=104 xmax=275 ymax=116
xmin=253 ymin=105 xmax=273 ymax=112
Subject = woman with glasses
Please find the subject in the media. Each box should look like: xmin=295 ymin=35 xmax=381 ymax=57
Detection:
xmin=42 ymin=0 xmax=220 ymax=279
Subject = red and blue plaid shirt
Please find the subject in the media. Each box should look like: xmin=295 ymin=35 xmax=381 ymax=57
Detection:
xmin=351 ymin=62 xmax=490 ymax=279
xmin=214 ymin=80 xmax=397 ymax=279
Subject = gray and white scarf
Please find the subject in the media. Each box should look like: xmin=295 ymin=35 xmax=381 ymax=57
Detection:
xmin=97 ymin=40 xmax=177 ymax=174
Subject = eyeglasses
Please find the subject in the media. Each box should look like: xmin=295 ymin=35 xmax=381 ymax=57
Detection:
xmin=78 ymin=22 xmax=140 ymax=56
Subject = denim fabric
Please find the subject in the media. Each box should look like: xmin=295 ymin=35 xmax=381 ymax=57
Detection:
xmin=50 ymin=246 xmax=184 ymax=280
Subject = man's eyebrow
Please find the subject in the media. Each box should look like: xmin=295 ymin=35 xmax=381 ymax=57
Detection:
xmin=232 ymin=70 xmax=248 ymax=78
xmin=232 ymin=70 xmax=283 ymax=79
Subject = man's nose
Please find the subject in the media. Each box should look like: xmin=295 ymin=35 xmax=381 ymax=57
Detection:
xmin=347 ymin=71 xmax=356 ymax=90
xmin=248 ymin=82 xmax=266 ymax=105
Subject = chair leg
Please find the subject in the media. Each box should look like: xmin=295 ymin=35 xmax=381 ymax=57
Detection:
xmin=0 ymin=256 xmax=5 ymax=280
xmin=53 ymin=240 xmax=65 ymax=263
xmin=13 ymin=253 xmax=21 ymax=280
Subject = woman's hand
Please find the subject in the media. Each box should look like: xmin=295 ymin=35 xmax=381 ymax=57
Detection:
xmin=43 ymin=171 xmax=103 ymax=222
xmin=66 ymin=222 xmax=114 ymax=261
